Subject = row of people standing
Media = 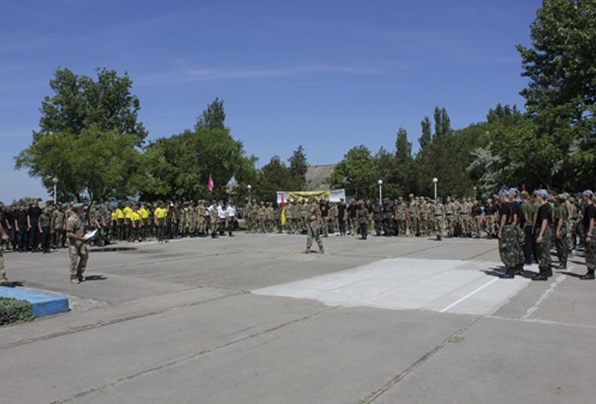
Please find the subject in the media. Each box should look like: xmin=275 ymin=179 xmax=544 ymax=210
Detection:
xmin=497 ymin=188 xmax=595 ymax=281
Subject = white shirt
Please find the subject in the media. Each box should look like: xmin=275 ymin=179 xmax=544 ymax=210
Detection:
xmin=217 ymin=205 xmax=227 ymax=219
xmin=226 ymin=206 xmax=236 ymax=217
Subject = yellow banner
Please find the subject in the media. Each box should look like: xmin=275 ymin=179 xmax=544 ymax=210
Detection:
xmin=288 ymin=191 xmax=330 ymax=202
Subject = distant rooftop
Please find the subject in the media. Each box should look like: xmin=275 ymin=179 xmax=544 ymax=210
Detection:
xmin=305 ymin=164 xmax=335 ymax=191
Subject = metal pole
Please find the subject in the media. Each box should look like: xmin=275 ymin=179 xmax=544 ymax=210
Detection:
xmin=379 ymin=184 xmax=382 ymax=205
xmin=54 ymin=182 xmax=57 ymax=205
xmin=434 ymin=182 xmax=437 ymax=200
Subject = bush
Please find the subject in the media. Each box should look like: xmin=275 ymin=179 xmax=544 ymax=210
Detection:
xmin=0 ymin=297 xmax=35 ymax=326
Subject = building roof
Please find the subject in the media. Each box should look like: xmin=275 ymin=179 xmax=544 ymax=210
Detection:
xmin=305 ymin=164 xmax=336 ymax=191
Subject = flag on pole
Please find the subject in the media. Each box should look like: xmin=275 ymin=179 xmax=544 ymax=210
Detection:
xmin=207 ymin=174 xmax=214 ymax=192
xmin=280 ymin=193 xmax=287 ymax=226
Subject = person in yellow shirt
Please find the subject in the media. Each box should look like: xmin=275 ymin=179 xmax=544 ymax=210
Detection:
xmin=130 ymin=206 xmax=142 ymax=242
xmin=138 ymin=204 xmax=149 ymax=241
xmin=154 ymin=202 xmax=168 ymax=244
xmin=123 ymin=203 xmax=133 ymax=241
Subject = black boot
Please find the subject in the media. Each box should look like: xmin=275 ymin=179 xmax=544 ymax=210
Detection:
xmin=532 ymin=267 xmax=549 ymax=281
xmin=580 ymin=269 xmax=595 ymax=280
xmin=500 ymin=267 xmax=515 ymax=279
xmin=514 ymin=264 xmax=524 ymax=275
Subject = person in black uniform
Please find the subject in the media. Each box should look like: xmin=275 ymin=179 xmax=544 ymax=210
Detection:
xmin=337 ymin=198 xmax=347 ymax=236
xmin=28 ymin=200 xmax=43 ymax=252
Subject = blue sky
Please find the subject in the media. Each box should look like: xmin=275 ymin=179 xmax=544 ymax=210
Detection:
xmin=0 ymin=0 xmax=542 ymax=203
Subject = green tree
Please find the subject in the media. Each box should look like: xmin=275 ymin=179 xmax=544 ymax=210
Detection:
xmin=433 ymin=107 xmax=451 ymax=142
xmin=326 ymin=146 xmax=376 ymax=199
xmin=288 ymin=145 xmax=309 ymax=189
xmin=15 ymin=67 xmax=145 ymax=202
xmin=256 ymin=157 xmax=295 ymax=202
xmin=517 ymin=0 xmax=596 ymax=189
xmin=395 ymin=128 xmax=412 ymax=165
xmin=137 ymin=99 xmax=253 ymax=201
xmin=418 ymin=117 xmax=432 ymax=149
xmin=196 ymin=98 xmax=226 ymax=130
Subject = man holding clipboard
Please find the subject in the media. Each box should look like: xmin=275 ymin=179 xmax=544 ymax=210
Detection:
xmin=66 ymin=203 xmax=95 ymax=284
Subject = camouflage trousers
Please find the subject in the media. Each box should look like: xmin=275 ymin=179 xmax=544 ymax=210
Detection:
xmin=434 ymin=216 xmax=444 ymax=236
xmin=585 ymin=229 xmax=596 ymax=271
xmin=485 ymin=216 xmax=496 ymax=236
xmin=554 ymin=225 xmax=568 ymax=266
xmin=515 ymin=225 xmax=525 ymax=266
xmin=499 ymin=225 xmax=517 ymax=269
xmin=567 ymin=220 xmax=576 ymax=251
xmin=0 ymin=250 xmax=7 ymax=282
xmin=408 ymin=217 xmax=418 ymax=237
xmin=68 ymin=241 xmax=88 ymax=279
xmin=537 ymin=226 xmax=552 ymax=272
xmin=306 ymin=221 xmax=323 ymax=250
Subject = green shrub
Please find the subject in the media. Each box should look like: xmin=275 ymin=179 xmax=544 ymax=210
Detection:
xmin=0 ymin=297 xmax=35 ymax=326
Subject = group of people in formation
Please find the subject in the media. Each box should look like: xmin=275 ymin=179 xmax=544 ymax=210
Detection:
xmin=0 ymin=200 xmax=240 ymax=252
xmin=496 ymin=188 xmax=595 ymax=282
xmin=2 ymin=187 xmax=594 ymax=285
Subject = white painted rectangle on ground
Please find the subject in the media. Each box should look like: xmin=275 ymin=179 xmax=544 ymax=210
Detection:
xmin=253 ymin=258 xmax=530 ymax=316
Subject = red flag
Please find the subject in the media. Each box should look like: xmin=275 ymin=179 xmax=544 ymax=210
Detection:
xmin=207 ymin=174 xmax=214 ymax=192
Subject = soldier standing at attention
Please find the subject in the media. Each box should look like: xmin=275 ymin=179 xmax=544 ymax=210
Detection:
xmin=357 ymin=200 xmax=370 ymax=240
xmin=66 ymin=204 xmax=90 ymax=284
xmin=320 ymin=199 xmax=330 ymax=237
xmin=303 ymin=197 xmax=324 ymax=254
xmin=444 ymin=197 xmax=454 ymax=237
xmin=532 ymin=190 xmax=553 ymax=281
xmin=337 ymin=198 xmax=347 ymax=236
xmin=580 ymin=190 xmax=596 ymax=280
xmin=498 ymin=188 xmax=518 ymax=279
xmin=434 ymin=197 xmax=445 ymax=241
xmin=372 ymin=200 xmax=384 ymax=236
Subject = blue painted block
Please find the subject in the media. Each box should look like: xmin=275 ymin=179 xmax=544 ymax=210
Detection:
xmin=0 ymin=288 xmax=69 ymax=317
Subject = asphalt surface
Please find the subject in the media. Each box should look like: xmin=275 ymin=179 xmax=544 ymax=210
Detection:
xmin=1 ymin=232 xmax=595 ymax=404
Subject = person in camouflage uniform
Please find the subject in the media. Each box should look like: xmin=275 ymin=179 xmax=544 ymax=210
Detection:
xmin=52 ymin=204 xmax=66 ymax=248
xmin=434 ymin=197 xmax=445 ymax=241
xmin=532 ymin=189 xmax=553 ymax=281
xmin=554 ymin=195 xmax=569 ymax=269
xmin=580 ymin=190 xmax=596 ymax=280
xmin=498 ymin=188 xmax=518 ymax=279
xmin=444 ymin=197 xmax=454 ymax=237
xmin=484 ymin=199 xmax=497 ymax=239
xmin=372 ymin=200 xmax=384 ymax=236
xmin=329 ymin=202 xmax=338 ymax=234
xmin=566 ymin=196 xmax=578 ymax=253
xmin=407 ymin=195 xmax=418 ymax=237
xmin=303 ymin=197 xmax=324 ymax=254
xmin=66 ymin=204 xmax=89 ymax=284
xmin=285 ymin=201 xmax=294 ymax=234
xmin=396 ymin=197 xmax=407 ymax=236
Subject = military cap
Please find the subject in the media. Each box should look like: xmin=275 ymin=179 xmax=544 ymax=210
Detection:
xmin=557 ymin=194 xmax=567 ymax=201
xmin=583 ymin=190 xmax=594 ymax=198
xmin=520 ymin=191 xmax=530 ymax=199
xmin=73 ymin=203 xmax=86 ymax=210
xmin=536 ymin=189 xmax=549 ymax=199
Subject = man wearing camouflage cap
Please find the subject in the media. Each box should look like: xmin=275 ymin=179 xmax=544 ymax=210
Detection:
xmin=303 ymin=197 xmax=324 ymax=254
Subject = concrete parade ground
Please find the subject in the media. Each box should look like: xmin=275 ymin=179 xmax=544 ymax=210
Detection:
xmin=1 ymin=232 xmax=596 ymax=404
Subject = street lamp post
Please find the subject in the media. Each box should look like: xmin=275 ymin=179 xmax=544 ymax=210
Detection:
xmin=53 ymin=177 xmax=58 ymax=205
xmin=247 ymin=184 xmax=252 ymax=199
xmin=378 ymin=179 xmax=383 ymax=205
xmin=432 ymin=178 xmax=438 ymax=200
